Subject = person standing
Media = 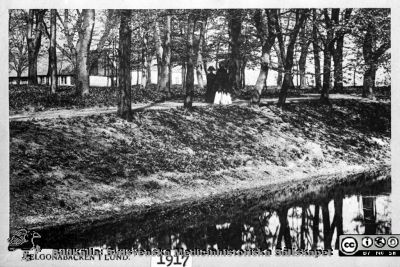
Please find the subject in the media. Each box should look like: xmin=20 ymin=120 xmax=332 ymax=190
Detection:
xmin=205 ymin=66 xmax=216 ymax=103
xmin=213 ymin=62 xmax=229 ymax=105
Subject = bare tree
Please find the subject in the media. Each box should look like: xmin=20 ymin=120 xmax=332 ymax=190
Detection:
xmin=227 ymin=9 xmax=243 ymax=94
xmin=49 ymin=9 xmax=57 ymax=94
xmin=160 ymin=14 xmax=172 ymax=97
xmin=320 ymin=9 xmax=335 ymax=104
xmin=9 ymin=10 xmax=28 ymax=85
xmin=141 ymin=31 xmax=150 ymax=88
xmin=196 ymin=17 xmax=206 ymax=89
xmin=298 ymin=18 xmax=311 ymax=89
xmin=184 ymin=13 xmax=196 ymax=109
xmin=332 ymin=9 xmax=352 ymax=91
xmin=312 ymin=205 xmax=320 ymax=249
xmin=76 ymin=9 xmax=95 ymax=96
xmin=154 ymin=20 xmax=163 ymax=87
xmin=26 ymin=9 xmax=46 ymax=85
xmin=276 ymin=9 xmax=309 ymax=107
xmin=118 ymin=9 xmax=132 ymax=121
xmin=56 ymin=9 xmax=95 ymax=96
xmin=252 ymin=9 xmax=277 ymax=105
xmin=355 ymin=9 xmax=390 ymax=99
xmin=312 ymin=10 xmax=322 ymax=90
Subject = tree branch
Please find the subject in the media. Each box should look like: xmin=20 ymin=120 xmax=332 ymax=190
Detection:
xmin=374 ymin=42 xmax=390 ymax=60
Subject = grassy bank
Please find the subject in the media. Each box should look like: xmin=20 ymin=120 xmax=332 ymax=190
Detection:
xmin=11 ymin=84 xmax=385 ymax=115
xmin=9 ymin=84 xmax=205 ymax=115
xmin=9 ymin=99 xmax=390 ymax=229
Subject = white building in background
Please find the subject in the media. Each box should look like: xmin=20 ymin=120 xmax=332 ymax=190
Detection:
xmin=9 ymin=64 xmax=390 ymax=88
xmin=9 ymin=46 xmax=390 ymax=88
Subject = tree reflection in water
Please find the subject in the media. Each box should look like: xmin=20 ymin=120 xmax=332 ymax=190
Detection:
xmin=34 ymin=178 xmax=391 ymax=251
xmin=124 ymin=190 xmax=390 ymax=251
xmin=150 ymin=195 xmax=388 ymax=251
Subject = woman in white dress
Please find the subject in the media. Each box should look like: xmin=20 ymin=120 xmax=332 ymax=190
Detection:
xmin=214 ymin=91 xmax=222 ymax=104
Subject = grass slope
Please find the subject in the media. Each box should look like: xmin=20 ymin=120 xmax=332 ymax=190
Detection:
xmin=9 ymin=99 xmax=390 ymax=229
xmin=9 ymin=84 xmax=309 ymax=115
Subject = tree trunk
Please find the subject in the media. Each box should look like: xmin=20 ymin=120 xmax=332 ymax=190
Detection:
xmin=252 ymin=9 xmax=277 ymax=105
xmin=300 ymin=205 xmax=306 ymax=249
xmin=322 ymin=202 xmax=332 ymax=250
xmin=299 ymin=24 xmax=310 ymax=89
xmin=76 ymin=9 xmax=95 ymax=97
xmin=312 ymin=205 xmax=320 ymax=249
xmin=279 ymin=71 xmax=294 ymax=105
xmin=312 ymin=10 xmax=321 ymax=90
xmin=141 ymin=62 xmax=148 ymax=88
xmin=321 ymin=9 xmax=334 ymax=104
xmin=241 ymin=61 xmax=246 ymax=88
xmin=334 ymin=198 xmax=343 ymax=249
xmin=49 ymin=9 xmax=57 ymax=94
xmin=168 ymin=63 xmax=172 ymax=93
xmin=118 ymin=9 xmax=132 ymax=121
xmin=160 ymin=15 xmax=171 ymax=97
xmin=16 ymin=70 xmax=22 ymax=85
xmin=157 ymin=64 xmax=162 ymax=87
xmin=332 ymin=9 xmax=352 ymax=92
xmin=136 ymin=67 xmax=140 ymax=85
xmin=274 ymin=11 xmax=287 ymax=89
xmin=274 ymin=11 xmax=286 ymax=89
xmin=277 ymin=61 xmax=283 ymax=87
xmin=299 ymin=56 xmax=307 ymax=88
xmin=147 ymin=55 xmax=152 ymax=85
xmin=277 ymin=10 xmax=308 ymax=106
xmin=181 ymin=62 xmax=187 ymax=88
xmin=27 ymin=10 xmax=45 ymax=86
xmin=353 ymin=65 xmax=357 ymax=87
xmin=276 ymin=208 xmax=291 ymax=249
xmin=363 ymin=63 xmax=377 ymax=99
xmin=203 ymin=61 xmax=208 ymax=84
xmin=331 ymin=9 xmax=341 ymax=92
xmin=362 ymin=196 xmax=377 ymax=234
xmin=184 ymin=15 xmax=195 ymax=109
xmin=154 ymin=20 xmax=163 ymax=89
xmin=321 ymin=48 xmax=332 ymax=102
xmin=196 ymin=20 xmax=205 ymax=89
xmin=313 ymin=50 xmax=322 ymax=90
xmin=228 ymin=10 xmax=242 ymax=94
xmin=253 ymin=51 xmax=269 ymax=105
xmin=141 ymin=34 xmax=148 ymax=88
xmin=333 ymin=35 xmax=344 ymax=91
xmin=362 ymin=28 xmax=378 ymax=100
xmin=111 ymin=38 xmax=117 ymax=89
xmin=215 ymin=41 xmax=220 ymax=70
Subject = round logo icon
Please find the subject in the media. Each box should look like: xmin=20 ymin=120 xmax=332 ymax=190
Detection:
xmin=362 ymin=237 xmax=373 ymax=248
xmin=387 ymin=237 xmax=399 ymax=248
xmin=341 ymin=237 xmax=358 ymax=254
xmin=374 ymin=237 xmax=386 ymax=248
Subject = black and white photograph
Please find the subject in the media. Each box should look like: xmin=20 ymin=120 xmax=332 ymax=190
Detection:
xmin=2 ymin=3 xmax=397 ymax=266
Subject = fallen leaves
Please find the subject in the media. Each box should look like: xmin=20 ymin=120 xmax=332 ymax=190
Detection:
xmin=9 ymin=84 xmax=207 ymax=115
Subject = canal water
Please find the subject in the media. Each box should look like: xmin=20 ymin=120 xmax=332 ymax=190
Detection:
xmin=35 ymin=175 xmax=391 ymax=251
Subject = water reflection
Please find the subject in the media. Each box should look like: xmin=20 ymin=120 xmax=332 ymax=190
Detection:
xmin=35 ymin=177 xmax=391 ymax=251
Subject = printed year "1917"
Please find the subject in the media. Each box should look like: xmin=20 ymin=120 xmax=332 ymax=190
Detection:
xmin=151 ymin=254 xmax=191 ymax=267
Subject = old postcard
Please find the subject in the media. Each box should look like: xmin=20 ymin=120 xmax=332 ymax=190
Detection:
xmin=1 ymin=1 xmax=398 ymax=266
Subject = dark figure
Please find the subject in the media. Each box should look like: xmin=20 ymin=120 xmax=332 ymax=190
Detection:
xmin=213 ymin=63 xmax=232 ymax=104
xmin=214 ymin=63 xmax=229 ymax=93
xmin=205 ymin=66 xmax=216 ymax=103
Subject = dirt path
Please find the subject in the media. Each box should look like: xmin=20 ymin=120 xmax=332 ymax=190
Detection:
xmin=9 ymin=94 xmax=364 ymax=121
